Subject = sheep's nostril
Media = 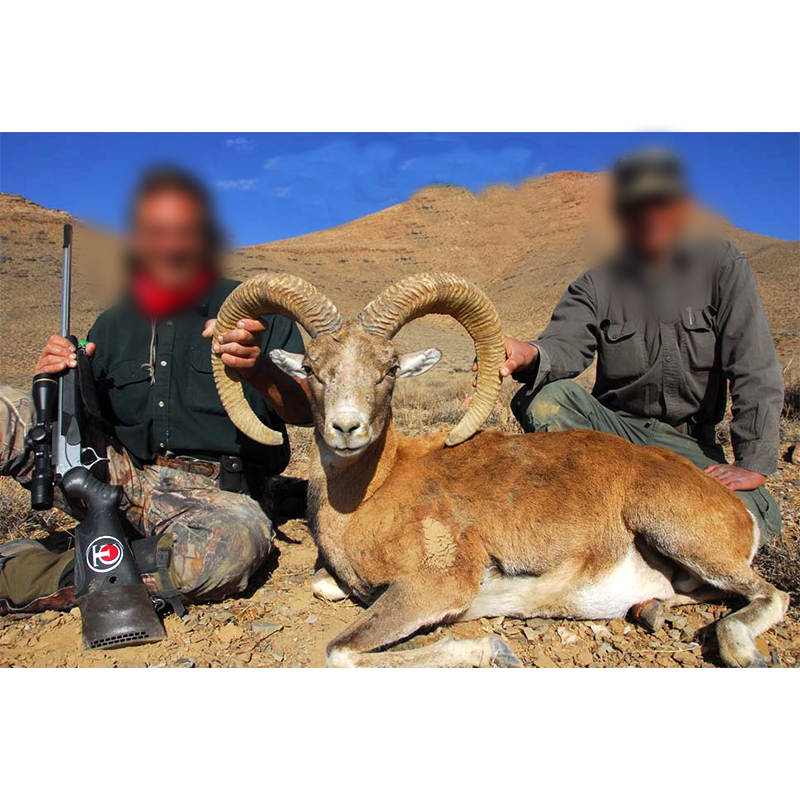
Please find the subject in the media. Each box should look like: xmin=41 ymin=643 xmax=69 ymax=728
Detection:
xmin=333 ymin=421 xmax=361 ymax=435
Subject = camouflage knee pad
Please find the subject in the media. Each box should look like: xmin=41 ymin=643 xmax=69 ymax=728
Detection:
xmin=146 ymin=488 xmax=273 ymax=604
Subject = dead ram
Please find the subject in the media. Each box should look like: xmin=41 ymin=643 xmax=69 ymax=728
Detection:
xmin=212 ymin=272 xmax=788 ymax=668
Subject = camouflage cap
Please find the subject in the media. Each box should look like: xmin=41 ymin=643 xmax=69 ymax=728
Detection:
xmin=613 ymin=148 xmax=687 ymax=209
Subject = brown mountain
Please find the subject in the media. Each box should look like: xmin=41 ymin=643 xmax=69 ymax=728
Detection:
xmin=2 ymin=172 xmax=798 ymax=389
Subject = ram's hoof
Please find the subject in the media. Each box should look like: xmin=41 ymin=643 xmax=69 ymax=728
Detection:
xmin=630 ymin=599 xmax=666 ymax=632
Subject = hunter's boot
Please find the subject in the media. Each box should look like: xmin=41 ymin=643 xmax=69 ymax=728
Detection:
xmin=130 ymin=532 xmax=187 ymax=617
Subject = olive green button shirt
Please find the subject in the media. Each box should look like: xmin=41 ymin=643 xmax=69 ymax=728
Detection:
xmin=87 ymin=278 xmax=304 ymax=474
xmin=516 ymin=239 xmax=784 ymax=475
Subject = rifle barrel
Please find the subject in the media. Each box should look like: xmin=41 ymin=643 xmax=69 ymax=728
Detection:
xmin=60 ymin=224 xmax=73 ymax=338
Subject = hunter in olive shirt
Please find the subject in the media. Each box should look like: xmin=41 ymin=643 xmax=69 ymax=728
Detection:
xmin=1 ymin=168 xmax=313 ymax=616
xmin=88 ymin=277 xmax=304 ymax=474
xmin=515 ymin=238 xmax=783 ymax=475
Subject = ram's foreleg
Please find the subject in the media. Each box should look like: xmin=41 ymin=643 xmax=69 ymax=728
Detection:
xmin=326 ymin=579 xmax=521 ymax=668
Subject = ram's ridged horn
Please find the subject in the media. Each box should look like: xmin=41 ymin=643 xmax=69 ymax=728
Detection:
xmin=357 ymin=272 xmax=505 ymax=446
xmin=213 ymin=273 xmax=343 ymax=446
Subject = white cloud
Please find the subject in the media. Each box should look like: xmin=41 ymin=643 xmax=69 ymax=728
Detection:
xmin=225 ymin=137 xmax=255 ymax=152
xmin=272 ymin=186 xmax=291 ymax=198
xmin=263 ymin=157 xmax=280 ymax=170
xmin=213 ymin=178 xmax=256 ymax=191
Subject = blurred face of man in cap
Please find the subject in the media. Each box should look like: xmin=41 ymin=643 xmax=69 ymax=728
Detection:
xmin=613 ymin=149 xmax=691 ymax=262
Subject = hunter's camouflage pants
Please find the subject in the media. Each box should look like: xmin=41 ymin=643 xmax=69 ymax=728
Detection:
xmin=0 ymin=386 xmax=273 ymax=609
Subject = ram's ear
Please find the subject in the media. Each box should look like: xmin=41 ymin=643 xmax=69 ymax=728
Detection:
xmin=270 ymin=349 xmax=307 ymax=379
xmin=397 ymin=348 xmax=442 ymax=378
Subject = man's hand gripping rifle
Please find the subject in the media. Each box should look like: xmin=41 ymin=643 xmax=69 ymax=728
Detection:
xmin=28 ymin=225 xmax=166 ymax=650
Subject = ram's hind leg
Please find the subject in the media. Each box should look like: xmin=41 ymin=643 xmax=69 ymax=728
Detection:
xmin=326 ymin=579 xmax=521 ymax=668
xmin=634 ymin=496 xmax=789 ymax=667
xmin=714 ymin=570 xmax=788 ymax=667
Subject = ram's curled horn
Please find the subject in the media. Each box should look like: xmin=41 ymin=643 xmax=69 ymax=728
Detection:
xmin=357 ymin=272 xmax=505 ymax=447
xmin=213 ymin=273 xmax=343 ymax=446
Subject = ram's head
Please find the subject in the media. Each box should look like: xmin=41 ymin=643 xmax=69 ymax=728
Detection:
xmin=212 ymin=272 xmax=505 ymax=457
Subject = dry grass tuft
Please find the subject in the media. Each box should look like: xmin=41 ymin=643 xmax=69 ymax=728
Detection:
xmin=783 ymin=375 xmax=800 ymax=421
xmin=0 ymin=477 xmax=73 ymax=543
xmin=754 ymin=533 xmax=800 ymax=615
xmin=393 ymin=380 xmax=521 ymax=437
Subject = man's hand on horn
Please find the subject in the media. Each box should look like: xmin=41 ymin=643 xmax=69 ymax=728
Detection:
xmin=203 ymin=317 xmax=266 ymax=380
xmin=472 ymin=337 xmax=538 ymax=387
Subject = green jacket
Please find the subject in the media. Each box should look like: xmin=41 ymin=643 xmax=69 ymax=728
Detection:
xmin=87 ymin=277 xmax=304 ymax=474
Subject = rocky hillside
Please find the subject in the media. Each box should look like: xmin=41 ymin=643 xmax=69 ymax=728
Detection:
xmin=2 ymin=173 xmax=798 ymax=388
xmin=0 ymin=194 xmax=119 ymax=384
xmin=231 ymin=172 xmax=799 ymax=363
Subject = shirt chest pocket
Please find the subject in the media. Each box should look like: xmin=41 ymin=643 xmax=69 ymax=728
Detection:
xmin=679 ymin=308 xmax=717 ymax=371
xmin=598 ymin=319 xmax=647 ymax=381
xmin=103 ymin=360 xmax=152 ymax=426
xmin=188 ymin=346 xmax=226 ymax=415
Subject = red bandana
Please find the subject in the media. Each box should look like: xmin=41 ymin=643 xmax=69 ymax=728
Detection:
xmin=132 ymin=269 xmax=215 ymax=318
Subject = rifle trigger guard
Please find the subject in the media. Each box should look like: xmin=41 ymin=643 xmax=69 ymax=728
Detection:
xmin=82 ymin=446 xmax=109 ymax=471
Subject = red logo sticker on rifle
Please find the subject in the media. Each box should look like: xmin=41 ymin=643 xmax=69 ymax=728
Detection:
xmin=86 ymin=536 xmax=123 ymax=573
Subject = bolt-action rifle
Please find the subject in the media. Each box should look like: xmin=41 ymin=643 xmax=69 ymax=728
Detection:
xmin=28 ymin=224 xmax=165 ymax=650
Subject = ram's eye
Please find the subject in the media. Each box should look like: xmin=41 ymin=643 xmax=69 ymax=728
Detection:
xmin=387 ymin=363 xmax=399 ymax=377
xmin=303 ymin=364 xmax=314 ymax=376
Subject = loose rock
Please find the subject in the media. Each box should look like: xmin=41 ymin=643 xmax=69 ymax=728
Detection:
xmin=673 ymin=649 xmax=698 ymax=665
xmin=681 ymin=626 xmax=697 ymax=642
xmin=217 ymin=623 xmax=243 ymax=643
xmin=252 ymin=621 xmax=283 ymax=637
xmin=522 ymin=626 xmax=543 ymax=642
xmin=609 ymin=619 xmax=626 ymax=635
xmin=556 ymin=627 xmax=577 ymax=645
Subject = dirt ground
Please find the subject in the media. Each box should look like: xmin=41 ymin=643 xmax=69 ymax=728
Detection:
xmin=2 ymin=408 xmax=799 ymax=669
xmin=2 ymin=183 xmax=798 ymax=668
xmin=1 ymin=525 xmax=798 ymax=669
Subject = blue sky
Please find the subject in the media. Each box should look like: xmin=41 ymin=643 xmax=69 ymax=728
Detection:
xmin=1 ymin=133 xmax=798 ymax=244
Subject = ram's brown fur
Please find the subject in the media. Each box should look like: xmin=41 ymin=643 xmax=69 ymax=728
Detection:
xmin=215 ymin=273 xmax=788 ymax=668
xmin=301 ymin=326 xmax=787 ymax=667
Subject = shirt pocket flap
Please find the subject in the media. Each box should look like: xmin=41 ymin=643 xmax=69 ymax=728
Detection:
xmin=602 ymin=319 xmax=641 ymax=342
xmin=190 ymin=346 xmax=213 ymax=373
xmin=107 ymin=359 xmax=151 ymax=388
xmin=680 ymin=308 xmax=711 ymax=331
